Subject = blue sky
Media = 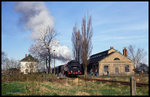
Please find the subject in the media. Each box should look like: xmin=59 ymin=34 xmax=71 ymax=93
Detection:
xmin=2 ymin=1 xmax=149 ymax=65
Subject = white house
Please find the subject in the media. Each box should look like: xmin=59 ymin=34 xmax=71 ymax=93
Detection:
xmin=20 ymin=54 xmax=38 ymax=74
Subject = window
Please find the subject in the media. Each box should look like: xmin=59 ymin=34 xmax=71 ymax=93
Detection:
xmin=104 ymin=66 xmax=108 ymax=72
xmin=115 ymin=67 xmax=119 ymax=74
xmin=114 ymin=58 xmax=120 ymax=60
xmin=125 ymin=65 xmax=129 ymax=72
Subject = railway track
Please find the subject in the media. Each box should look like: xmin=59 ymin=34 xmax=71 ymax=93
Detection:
xmin=58 ymin=75 xmax=148 ymax=87
xmin=77 ymin=77 xmax=149 ymax=87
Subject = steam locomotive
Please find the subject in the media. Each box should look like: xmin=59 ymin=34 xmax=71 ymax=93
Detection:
xmin=54 ymin=60 xmax=83 ymax=77
xmin=64 ymin=60 xmax=82 ymax=77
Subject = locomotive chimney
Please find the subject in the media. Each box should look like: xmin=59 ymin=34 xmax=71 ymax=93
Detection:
xmin=123 ymin=47 xmax=127 ymax=57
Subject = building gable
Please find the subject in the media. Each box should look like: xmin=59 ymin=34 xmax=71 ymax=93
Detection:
xmin=20 ymin=54 xmax=38 ymax=62
xmin=108 ymin=48 xmax=116 ymax=54
xmin=89 ymin=48 xmax=116 ymax=65
xmin=99 ymin=51 xmax=134 ymax=64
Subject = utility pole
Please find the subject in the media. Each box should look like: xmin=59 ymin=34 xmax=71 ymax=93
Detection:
xmin=53 ymin=50 xmax=55 ymax=75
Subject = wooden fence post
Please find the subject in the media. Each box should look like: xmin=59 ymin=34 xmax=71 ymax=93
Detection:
xmin=130 ymin=76 xmax=136 ymax=96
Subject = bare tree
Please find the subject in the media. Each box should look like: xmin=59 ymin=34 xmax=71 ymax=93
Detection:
xmin=40 ymin=26 xmax=57 ymax=73
xmin=71 ymin=24 xmax=82 ymax=64
xmin=2 ymin=51 xmax=7 ymax=70
xmin=128 ymin=45 xmax=147 ymax=68
xmin=2 ymin=51 xmax=19 ymax=70
xmin=8 ymin=59 xmax=19 ymax=69
xmin=29 ymin=40 xmax=49 ymax=73
xmin=2 ymin=51 xmax=7 ymax=65
xmin=4 ymin=58 xmax=10 ymax=70
xmin=81 ymin=15 xmax=93 ymax=76
xmin=29 ymin=26 xmax=57 ymax=74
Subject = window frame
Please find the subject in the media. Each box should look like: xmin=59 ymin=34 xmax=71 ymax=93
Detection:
xmin=104 ymin=65 xmax=108 ymax=72
xmin=115 ymin=67 xmax=119 ymax=74
xmin=125 ymin=65 xmax=130 ymax=72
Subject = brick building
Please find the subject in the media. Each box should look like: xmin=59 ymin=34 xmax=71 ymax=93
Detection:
xmin=88 ymin=46 xmax=134 ymax=76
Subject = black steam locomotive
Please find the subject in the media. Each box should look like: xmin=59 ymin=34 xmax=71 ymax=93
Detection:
xmin=64 ymin=60 xmax=82 ymax=77
xmin=54 ymin=60 xmax=83 ymax=77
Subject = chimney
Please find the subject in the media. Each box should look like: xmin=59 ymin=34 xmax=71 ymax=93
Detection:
xmin=25 ymin=54 xmax=27 ymax=57
xmin=123 ymin=47 xmax=127 ymax=57
xmin=110 ymin=46 xmax=114 ymax=49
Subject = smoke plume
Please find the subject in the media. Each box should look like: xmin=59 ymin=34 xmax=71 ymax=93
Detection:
xmin=15 ymin=2 xmax=54 ymax=40
xmin=51 ymin=40 xmax=72 ymax=62
xmin=15 ymin=2 xmax=72 ymax=62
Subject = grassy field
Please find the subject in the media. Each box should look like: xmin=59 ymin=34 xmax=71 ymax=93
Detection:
xmin=91 ymin=74 xmax=149 ymax=83
xmin=2 ymin=77 xmax=149 ymax=96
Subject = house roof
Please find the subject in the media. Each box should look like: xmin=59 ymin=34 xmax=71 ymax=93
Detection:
xmin=89 ymin=48 xmax=133 ymax=65
xmin=136 ymin=63 xmax=148 ymax=72
xmin=90 ymin=49 xmax=109 ymax=58
xmin=89 ymin=49 xmax=114 ymax=64
xmin=20 ymin=54 xmax=38 ymax=62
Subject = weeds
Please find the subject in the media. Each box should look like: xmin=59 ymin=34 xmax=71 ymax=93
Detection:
xmin=2 ymin=73 xmax=149 ymax=96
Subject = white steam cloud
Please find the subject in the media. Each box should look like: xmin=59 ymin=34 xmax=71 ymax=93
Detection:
xmin=51 ymin=40 xmax=72 ymax=62
xmin=15 ymin=2 xmax=72 ymax=62
xmin=15 ymin=2 xmax=54 ymax=40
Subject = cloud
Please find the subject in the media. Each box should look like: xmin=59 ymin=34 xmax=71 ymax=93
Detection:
xmin=14 ymin=2 xmax=54 ymax=40
xmin=51 ymin=40 xmax=72 ymax=62
xmin=15 ymin=2 xmax=72 ymax=62
xmin=30 ymin=40 xmax=72 ymax=62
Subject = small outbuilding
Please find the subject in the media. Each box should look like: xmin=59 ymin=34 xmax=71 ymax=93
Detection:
xmin=20 ymin=54 xmax=38 ymax=74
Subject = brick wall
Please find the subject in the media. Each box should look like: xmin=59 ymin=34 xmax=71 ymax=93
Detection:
xmin=98 ymin=51 xmax=134 ymax=76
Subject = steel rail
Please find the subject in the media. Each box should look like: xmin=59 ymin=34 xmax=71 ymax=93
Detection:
xmin=78 ymin=77 xmax=149 ymax=87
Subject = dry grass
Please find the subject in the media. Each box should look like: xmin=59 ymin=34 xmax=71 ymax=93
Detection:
xmin=75 ymin=91 xmax=90 ymax=95
xmin=93 ymin=74 xmax=148 ymax=84
xmin=2 ymin=79 xmax=148 ymax=96
xmin=2 ymin=74 xmax=149 ymax=96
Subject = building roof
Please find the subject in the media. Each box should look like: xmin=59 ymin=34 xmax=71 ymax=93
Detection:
xmin=20 ymin=54 xmax=38 ymax=62
xmin=89 ymin=49 xmax=115 ymax=64
xmin=89 ymin=47 xmax=134 ymax=65
xmin=90 ymin=49 xmax=109 ymax=58
xmin=136 ymin=63 xmax=148 ymax=72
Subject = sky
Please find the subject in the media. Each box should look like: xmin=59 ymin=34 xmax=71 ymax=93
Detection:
xmin=2 ymin=1 xmax=149 ymax=66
